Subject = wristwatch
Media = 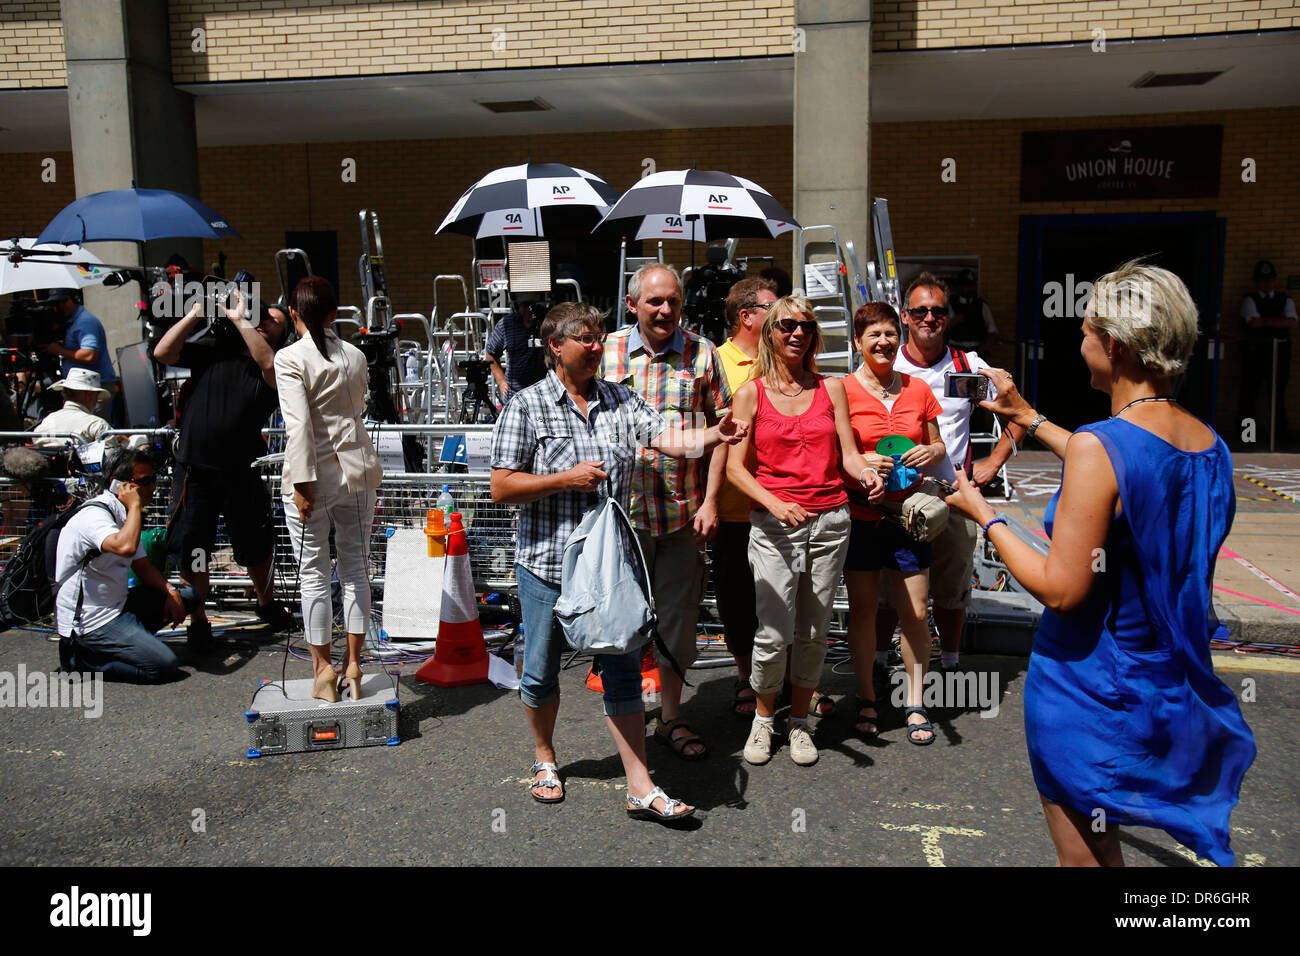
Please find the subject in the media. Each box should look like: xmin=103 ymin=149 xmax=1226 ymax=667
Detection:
xmin=1026 ymin=414 xmax=1047 ymax=438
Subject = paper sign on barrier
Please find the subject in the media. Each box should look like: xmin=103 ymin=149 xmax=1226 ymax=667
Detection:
xmin=374 ymin=430 xmax=405 ymax=472
xmin=465 ymin=433 xmax=491 ymax=471
xmin=380 ymin=528 xmax=444 ymax=640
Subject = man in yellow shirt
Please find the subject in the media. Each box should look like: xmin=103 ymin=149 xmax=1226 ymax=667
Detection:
xmin=706 ymin=277 xmax=776 ymax=717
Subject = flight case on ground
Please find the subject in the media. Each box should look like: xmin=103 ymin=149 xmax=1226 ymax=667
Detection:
xmin=245 ymin=673 xmax=400 ymax=757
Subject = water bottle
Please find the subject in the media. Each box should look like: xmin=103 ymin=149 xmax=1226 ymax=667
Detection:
xmin=404 ymin=350 xmax=420 ymax=382
xmin=436 ymin=484 xmax=455 ymax=520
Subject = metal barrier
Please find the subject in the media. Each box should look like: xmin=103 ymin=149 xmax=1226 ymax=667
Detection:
xmin=0 ymin=426 xmax=517 ymax=620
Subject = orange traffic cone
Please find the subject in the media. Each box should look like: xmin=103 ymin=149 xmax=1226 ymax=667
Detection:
xmin=416 ymin=512 xmax=489 ymax=687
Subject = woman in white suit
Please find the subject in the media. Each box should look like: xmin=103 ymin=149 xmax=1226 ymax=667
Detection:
xmin=275 ymin=276 xmax=383 ymax=701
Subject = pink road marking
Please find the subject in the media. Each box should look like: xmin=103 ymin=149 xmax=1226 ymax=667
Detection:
xmin=1213 ymin=585 xmax=1300 ymax=616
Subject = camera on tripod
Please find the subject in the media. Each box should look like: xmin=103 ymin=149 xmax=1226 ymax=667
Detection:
xmin=353 ymin=322 xmax=402 ymax=370
xmin=457 ymin=358 xmax=492 ymax=385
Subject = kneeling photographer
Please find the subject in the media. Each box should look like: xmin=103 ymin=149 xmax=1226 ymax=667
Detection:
xmin=56 ymin=445 xmax=198 ymax=682
xmin=152 ymin=286 xmax=294 ymax=650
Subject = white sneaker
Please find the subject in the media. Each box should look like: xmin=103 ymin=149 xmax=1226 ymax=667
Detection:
xmin=743 ymin=718 xmax=776 ymax=765
xmin=787 ymin=722 xmax=818 ymax=766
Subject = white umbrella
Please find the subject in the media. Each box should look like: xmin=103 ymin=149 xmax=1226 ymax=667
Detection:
xmin=592 ymin=169 xmax=799 ymax=241
xmin=0 ymin=238 xmax=109 ymax=295
xmin=437 ymin=162 xmax=620 ymax=239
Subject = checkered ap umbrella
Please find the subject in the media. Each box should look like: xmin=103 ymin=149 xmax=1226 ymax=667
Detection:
xmin=437 ymin=162 xmax=621 ymax=240
xmin=592 ymin=169 xmax=799 ymax=241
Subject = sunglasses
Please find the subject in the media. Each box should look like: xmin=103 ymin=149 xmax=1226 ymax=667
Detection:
xmin=745 ymin=300 xmax=776 ymax=313
xmin=906 ymin=306 xmax=949 ymax=320
xmin=774 ymin=318 xmax=818 ymax=335
xmin=567 ymin=332 xmax=607 ymax=346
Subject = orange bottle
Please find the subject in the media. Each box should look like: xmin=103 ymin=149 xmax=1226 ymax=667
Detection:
xmin=425 ymin=508 xmax=447 ymax=557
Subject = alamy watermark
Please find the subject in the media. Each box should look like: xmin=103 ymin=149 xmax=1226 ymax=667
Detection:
xmin=890 ymin=669 xmax=1000 ymax=718
xmin=151 ymin=278 xmax=261 ymax=322
xmin=0 ymin=665 xmax=102 ymax=718
xmin=1042 ymin=273 xmax=1155 ymax=325
xmin=50 ymin=886 xmax=150 ymax=936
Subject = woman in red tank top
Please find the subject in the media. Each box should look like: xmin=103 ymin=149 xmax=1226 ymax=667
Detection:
xmin=726 ymin=296 xmax=884 ymax=767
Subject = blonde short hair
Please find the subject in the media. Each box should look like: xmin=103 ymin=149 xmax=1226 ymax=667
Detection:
xmin=1085 ymin=260 xmax=1199 ymax=377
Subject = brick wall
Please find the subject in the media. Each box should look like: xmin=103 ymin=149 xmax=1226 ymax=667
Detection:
xmin=5 ymin=2 xmax=1295 ymax=91
xmin=0 ymin=0 xmax=65 ymax=89
xmin=167 ymin=1 xmax=1300 ymax=82
xmin=873 ymin=0 xmax=1300 ymax=50
xmin=166 ymin=0 xmax=796 ymax=83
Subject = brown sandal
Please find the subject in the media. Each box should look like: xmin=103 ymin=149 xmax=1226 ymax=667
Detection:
xmin=653 ymin=716 xmax=708 ymax=761
xmin=809 ymin=690 xmax=835 ymax=718
xmin=732 ymin=679 xmax=757 ymax=718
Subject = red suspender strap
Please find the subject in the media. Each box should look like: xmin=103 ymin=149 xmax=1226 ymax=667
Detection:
xmin=950 ymin=347 xmax=971 ymax=373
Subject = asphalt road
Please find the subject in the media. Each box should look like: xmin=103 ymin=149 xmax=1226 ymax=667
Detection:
xmin=1 ymin=629 xmax=1293 ymax=867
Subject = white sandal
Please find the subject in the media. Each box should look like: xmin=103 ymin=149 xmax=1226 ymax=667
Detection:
xmin=529 ymin=761 xmax=564 ymax=804
xmin=626 ymin=786 xmax=695 ymax=824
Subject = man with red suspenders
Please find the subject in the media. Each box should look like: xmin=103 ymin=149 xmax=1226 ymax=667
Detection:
xmin=882 ymin=273 xmax=1025 ymax=677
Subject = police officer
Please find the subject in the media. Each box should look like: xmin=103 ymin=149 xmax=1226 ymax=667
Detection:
xmin=1238 ymin=259 xmax=1297 ymax=440
xmin=946 ymin=269 xmax=997 ymax=354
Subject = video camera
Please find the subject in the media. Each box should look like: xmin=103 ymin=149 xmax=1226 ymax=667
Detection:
xmin=684 ymin=245 xmax=742 ymax=345
xmin=3 ymin=294 xmax=67 ymax=378
xmin=353 ymin=322 xmax=402 ymax=372
xmin=143 ymin=269 xmax=261 ymax=352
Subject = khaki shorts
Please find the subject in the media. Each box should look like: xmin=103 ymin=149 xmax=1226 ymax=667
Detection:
xmin=635 ymin=523 xmax=706 ymax=671
xmin=747 ymin=505 xmax=852 ymax=694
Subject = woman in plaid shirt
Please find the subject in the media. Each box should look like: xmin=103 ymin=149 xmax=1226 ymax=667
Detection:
xmin=491 ymin=303 xmax=747 ymax=824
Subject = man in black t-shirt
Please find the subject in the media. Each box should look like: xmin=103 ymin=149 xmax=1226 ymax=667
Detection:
xmin=153 ymin=293 xmax=292 ymax=649
xmin=484 ymin=298 xmax=545 ymax=405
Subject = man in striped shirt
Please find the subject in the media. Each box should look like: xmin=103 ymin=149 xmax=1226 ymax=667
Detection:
xmin=601 ymin=263 xmax=731 ymax=761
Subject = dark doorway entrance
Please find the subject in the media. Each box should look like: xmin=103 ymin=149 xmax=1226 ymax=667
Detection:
xmin=1016 ymin=212 xmax=1224 ymax=432
xmin=284 ymin=230 xmax=339 ymax=304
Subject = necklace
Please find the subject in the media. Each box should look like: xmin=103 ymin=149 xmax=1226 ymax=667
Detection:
xmin=774 ymin=378 xmax=806 ymax=398
xmin=859 ymin=367 xmax=898 ymax=398
xmin=1112 ymin=396 xmax=1175 ymax=417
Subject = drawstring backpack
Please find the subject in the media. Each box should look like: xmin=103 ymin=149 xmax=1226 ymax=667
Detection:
xmin=552 ymin=479 xmax=687 ymax=682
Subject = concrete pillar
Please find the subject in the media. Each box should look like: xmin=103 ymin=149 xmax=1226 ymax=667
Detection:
xmin=60 ymin=0 xmax=201 ymax=351
xmin=793 ymin=0 xmax=871 ymax=286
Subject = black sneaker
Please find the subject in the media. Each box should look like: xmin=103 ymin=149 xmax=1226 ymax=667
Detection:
xmin=256 ymin=601 xmax=296 ymax=633
xmin=58 ymin=636 xmax=80 ymax=672
xmin=187 ymin=617 xmax=215 ymax=652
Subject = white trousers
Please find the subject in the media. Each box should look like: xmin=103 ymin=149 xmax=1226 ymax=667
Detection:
xmin=283 ymin=487 xmax=377 ymax=646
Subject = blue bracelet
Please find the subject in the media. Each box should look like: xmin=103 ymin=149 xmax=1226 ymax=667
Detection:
xmin=982 ymin=516 xmax=1007 ymax=536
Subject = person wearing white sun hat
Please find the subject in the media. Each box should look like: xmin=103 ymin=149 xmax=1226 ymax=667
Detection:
xmin=32 ymin=367 xmax=112 ymax=447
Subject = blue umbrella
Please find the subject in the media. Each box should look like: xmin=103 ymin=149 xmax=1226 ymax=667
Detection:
xmin=37 ymin=188 xmax=241 ymax=245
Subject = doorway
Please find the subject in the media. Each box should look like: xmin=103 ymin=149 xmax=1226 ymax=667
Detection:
xmin=1016 ymin=213 xmax=1224 ymax=431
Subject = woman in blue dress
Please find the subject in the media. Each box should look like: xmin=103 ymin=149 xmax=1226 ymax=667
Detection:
xmin=946 ymin=261 xmax=1255 ymax=866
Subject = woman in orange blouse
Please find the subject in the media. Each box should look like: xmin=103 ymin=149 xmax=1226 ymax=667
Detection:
xmin=841 ymin=303 xmax=946 ymax=746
